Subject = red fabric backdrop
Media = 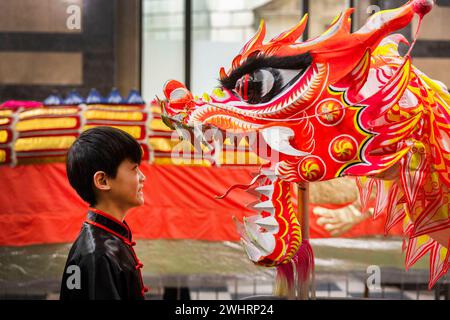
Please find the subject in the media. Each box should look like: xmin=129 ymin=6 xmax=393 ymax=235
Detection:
xmin=0 ymin=163 xmax=400 ymax=246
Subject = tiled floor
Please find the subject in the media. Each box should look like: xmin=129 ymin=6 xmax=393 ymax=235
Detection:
xmin=142 ymin=272 xmax=447 ymax=300
xmin=0 ymin=269 xmax=446 ymax=300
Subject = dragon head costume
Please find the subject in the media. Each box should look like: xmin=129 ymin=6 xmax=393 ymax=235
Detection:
xmin=161 ymin=0 xmax=449 ymax=291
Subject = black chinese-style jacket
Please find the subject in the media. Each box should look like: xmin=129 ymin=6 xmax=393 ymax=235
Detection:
xmin=60 ymin=209 xmax=148 ymax=300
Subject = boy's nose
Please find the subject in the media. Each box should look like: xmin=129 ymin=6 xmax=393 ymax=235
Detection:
xmin=138 ymin=168 xmax=146 ymax=182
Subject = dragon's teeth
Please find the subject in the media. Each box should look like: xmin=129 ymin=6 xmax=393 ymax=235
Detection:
xmin=260 ymin=169 xmax=277 ymax=178
xmin=254 ymin=216 xmax=278 ymax=228
xmin=240 ymin=238 xmax=263 ymax=263
xmin=255 ymin=185 xmax=274 ymax=197
xmin=254 ymin=200 xmax=274 ymax=209
xmin=242 ymin=218 xmax=275 ymax=253
xmin=287 ymin=96 xmax=293 ymax=105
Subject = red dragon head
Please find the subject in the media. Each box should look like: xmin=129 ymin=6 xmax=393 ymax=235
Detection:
xmin=163 ymin=0 xmax=428 ymax=124
xmin=161 ymin=0 xmax=449 ymax=291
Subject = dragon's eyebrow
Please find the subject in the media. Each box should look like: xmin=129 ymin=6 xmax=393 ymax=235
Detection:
xmin=220 ymin=52 xmax=313 ymax=90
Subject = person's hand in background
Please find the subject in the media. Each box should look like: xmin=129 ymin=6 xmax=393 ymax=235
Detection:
xmin=313 ymin=204 xmax=373 ymax=237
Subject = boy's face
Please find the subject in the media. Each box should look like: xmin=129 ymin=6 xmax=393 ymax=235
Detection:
xmin=108 ymin=159 xmax=146 ymax=208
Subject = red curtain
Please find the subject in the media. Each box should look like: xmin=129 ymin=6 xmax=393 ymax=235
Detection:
xmin=0 ymin=163 xmax=401 ymax=246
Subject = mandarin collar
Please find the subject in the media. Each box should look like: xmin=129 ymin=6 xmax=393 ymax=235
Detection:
xmin=86 ymin=208 xmax=132 ymax=243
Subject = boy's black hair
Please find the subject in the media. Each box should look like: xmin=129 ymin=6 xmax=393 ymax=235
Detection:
xmin=66 ymin=126 xmax=142 ymax=206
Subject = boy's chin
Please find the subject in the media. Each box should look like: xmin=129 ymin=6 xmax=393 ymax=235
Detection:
xmin=127 ymin=196 xmax=144 ymax=208
xmin=136 ymin=195 xmax=145 ymax=206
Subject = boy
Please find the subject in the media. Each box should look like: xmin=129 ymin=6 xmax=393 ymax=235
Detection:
xmin=60 ymin=126 xmax=148 ymax=300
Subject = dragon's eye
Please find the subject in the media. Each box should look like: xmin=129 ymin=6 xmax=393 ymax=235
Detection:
xmin=234 ymin=68 xmax=303 ymax=104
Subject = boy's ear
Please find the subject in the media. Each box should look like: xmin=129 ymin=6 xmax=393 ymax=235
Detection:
xmin=93 ymin=171 xmax=111 ymax=191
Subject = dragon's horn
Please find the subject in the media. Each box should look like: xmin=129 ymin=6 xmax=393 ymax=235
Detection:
xmin=219 ymin=67 xmax=228 ymax=81
xmin=269 ymin=13 xmax=308 ymax=44
xmin=325 ymin=8 xmax=353 ymax=36
xmin=239 ymin=20 xmax=266 ymax=55
xmin=291 ymin=8 xmax=354 ymax=51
